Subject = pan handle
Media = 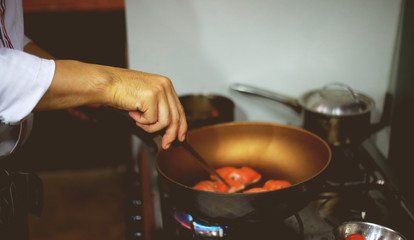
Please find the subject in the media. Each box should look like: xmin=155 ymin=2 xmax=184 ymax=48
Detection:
xmin=73 ymin=106 xmax=163 ymax=152
xmin=230 ymin=83 xmax=302 ymax=113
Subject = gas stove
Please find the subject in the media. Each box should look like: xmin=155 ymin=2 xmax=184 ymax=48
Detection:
xmin=123 ymin=134 xmax=414 ymax=240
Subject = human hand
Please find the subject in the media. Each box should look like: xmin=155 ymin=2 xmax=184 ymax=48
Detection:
xmin=107 ymin=69 xmax=187 ymax=149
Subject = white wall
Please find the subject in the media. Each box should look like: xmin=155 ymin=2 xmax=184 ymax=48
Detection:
xmin=125 ymin=0 xmax=402 ymax=154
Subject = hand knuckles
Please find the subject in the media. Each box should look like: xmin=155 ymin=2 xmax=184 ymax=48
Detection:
xmin=144 ymin=88 xmax=160 ymax=99
xmin=159 ymin=116 xmax=171 ymax=127
xmin=179 ymin=106 xmax=186 ymax=116
xmin=158 ymin=75 xmax=172 ymax=84
xmin=158 ymin=77 xmax=173 ymax=90
xmin=171 ymin=113 xmax=180 ymax=124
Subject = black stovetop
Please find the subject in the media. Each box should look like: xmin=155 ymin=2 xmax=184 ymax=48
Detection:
xmin=124 ymin=140 xmax=414 ymax=240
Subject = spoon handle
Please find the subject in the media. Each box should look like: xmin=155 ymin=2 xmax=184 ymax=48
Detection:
xmin=181 ymin=141 xmax=232 ymax=189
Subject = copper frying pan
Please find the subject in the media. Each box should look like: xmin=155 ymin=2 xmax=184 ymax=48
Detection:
xmin=156 ymin=121 xmax=331 ymax=224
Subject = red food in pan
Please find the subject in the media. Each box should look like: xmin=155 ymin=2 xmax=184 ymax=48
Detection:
xmin=194 ymin=166 xmax=291 ymax=193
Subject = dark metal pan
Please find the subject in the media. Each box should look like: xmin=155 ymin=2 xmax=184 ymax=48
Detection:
xmin=156 ymin=121 xmax=331 ymax=224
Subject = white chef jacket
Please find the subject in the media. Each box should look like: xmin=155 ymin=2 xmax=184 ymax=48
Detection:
xmin=0 ymin=0 xmax=55 ymax=158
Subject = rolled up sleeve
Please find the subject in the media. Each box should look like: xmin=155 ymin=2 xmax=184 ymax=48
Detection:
xmin=0 ymin=48 xmax=55 ymax=123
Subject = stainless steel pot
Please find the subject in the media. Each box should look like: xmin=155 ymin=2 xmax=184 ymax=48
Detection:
xmin=231 ymin=82 xmax=380 ymax=147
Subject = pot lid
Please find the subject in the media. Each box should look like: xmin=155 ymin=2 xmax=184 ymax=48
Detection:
xmin=298 ymin=83 xmax=375 ymax=116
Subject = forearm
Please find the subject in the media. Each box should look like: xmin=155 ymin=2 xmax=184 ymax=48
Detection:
xmin=34 ymin=60 xmax=112 ymax=111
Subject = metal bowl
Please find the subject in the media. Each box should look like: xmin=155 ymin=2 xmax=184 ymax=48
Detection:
xmin=334 ymin=221 xmax=407 ymax=240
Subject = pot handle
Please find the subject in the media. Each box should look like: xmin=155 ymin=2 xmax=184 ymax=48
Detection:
xmin=230 ymin=83 xmax=302 ymax=113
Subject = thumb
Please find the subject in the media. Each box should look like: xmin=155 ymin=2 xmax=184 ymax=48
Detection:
xmin=128 ymin=109 xmax=158 ymax=125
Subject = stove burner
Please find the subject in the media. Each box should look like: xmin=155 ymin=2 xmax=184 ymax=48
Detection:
xmin=173 ymin=210 xmax=226 ymax=238
xmin=167 ymin=209 xmax=303 ymax=239
xmin=317 ymin=192 xmax=386 ymax=226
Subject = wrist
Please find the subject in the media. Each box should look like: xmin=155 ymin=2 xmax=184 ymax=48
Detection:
xmin=94 ymin=64 xmax=119 ymax=107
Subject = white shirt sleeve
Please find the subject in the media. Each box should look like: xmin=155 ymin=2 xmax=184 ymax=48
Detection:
xmin=0 ymin=48 xmax=55 ymax=124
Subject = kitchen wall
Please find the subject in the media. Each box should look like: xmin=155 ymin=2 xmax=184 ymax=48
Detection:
xmin=125 ymin=0 xmax=403 ymax=156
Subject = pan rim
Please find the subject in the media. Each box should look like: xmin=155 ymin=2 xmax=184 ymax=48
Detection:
xmin=156 ymin=121 xmax=332 ymax=195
